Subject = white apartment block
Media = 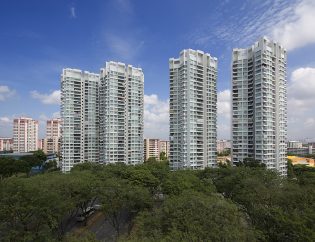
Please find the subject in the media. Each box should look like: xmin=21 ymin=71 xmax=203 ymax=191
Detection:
xmin=44 ymin=119 xmax=61 ymax=154
xmin=13 ymin=117 xmax=38 ymax=153
xmin=0 ymin=138 xmax=13 ymax=151
xmin=61 ymin=68 xmax=100 ymax=172
xmin=99 ymin=61 xmax=144 ymax=165
xmin=169 ymin=49 xmax=217 ymax=170
xmin=232 ymin=37 xmax=287 ymax=175
xmin=287 ymin=141 xmax=302 ymax=149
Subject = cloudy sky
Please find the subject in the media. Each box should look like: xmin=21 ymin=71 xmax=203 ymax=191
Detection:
xmin=0 ymin=0 xmax=315 ymax=141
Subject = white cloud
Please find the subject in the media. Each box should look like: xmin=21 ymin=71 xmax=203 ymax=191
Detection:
xmin=218 ymin=89 xmax=231 ymax=119
xmin=0 ymin=85 xmax=15 ymax=101
xmin=0 ymin=116 xmax=11 ymax=124
xmin=272 ymin=0 xmax=315 ymax=51
xmin=287 ymin=67 xmax=315 ymax=139
xmin=0 ymin=116 xmax=12 ymax=137
xmin=70 ymin=7 xmax=76 ymax=18
xmin=105 ymin=33 xmax=144 ymax=61
xmin=30 ymin=90 xmax=60 ymax=105
xmin=144 ymin=94 xmax=169 ymax=140
xmin=190 ymin=0 xmax=305 ymax=50
xmin=217 ymin=89 xmax=231 ymax=139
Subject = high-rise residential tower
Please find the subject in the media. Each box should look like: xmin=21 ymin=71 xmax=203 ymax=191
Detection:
xmin=13 ymin=117 xmax=38 ymax=153
xmin=232 ymin=37 xmax=287 ymax=175
xmin=61 ymin=68 xmax=99 ymax=172
xmin=99 ymin=61 xmax=144 ymax=165
xmin=169 ymin=49 xmax=217 ymax=170
xmin=43 ymin=118 xmax=61 ymax=154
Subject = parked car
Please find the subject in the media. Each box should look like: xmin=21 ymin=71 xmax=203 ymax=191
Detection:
xmin=75 ymin=206 xmax=95 ymax=222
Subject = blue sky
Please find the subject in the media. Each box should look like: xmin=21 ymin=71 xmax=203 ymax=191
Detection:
xmin=1 ymin=0 xmax=315 ymax=141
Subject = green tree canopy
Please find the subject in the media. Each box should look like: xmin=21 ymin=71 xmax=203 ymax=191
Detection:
xmin=128 ymin=191 xmax=258 ymax=241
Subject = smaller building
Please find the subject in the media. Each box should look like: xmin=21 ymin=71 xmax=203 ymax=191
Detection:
xmin=144 ymin=139 xmax=160 ymax=161
xmin=13 ymin=117 xmax=39 ymax=153
xmin=0 ymin=152 xmax=33 ymax=160
xmin=217 ymin=140 xmax=231 ymax=153
xmin=0 ymin=138 xmax=13 ymax=152
xmin=144 ymin=139 xmax=170 ymax=161
xmin=287 ymin=145 xmax=314 ymax=156
xmin=42 ymin=137 xmax=61 ymax=155
xmin=287 ymin=141 xmax=303 ymax=149
xmin=159 ymin=140 xmax=170 ymax=158
xmin=38 ymin=139 xmax=44 ymax=150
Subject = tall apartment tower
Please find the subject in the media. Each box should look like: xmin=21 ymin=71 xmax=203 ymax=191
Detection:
xmin=61 ymin=68 xmax=100 ymax=172
xmin=99 ymin=61 xmax=144 ymax=165
xmin=232 ymin=37 xmax=287 ymax=175
xmin=169 ymin=49 xmax=217 ymax=170
xmin=13 ymin=117 xmax=38 ymax=153
xmin=44 ymin=118 xmax=61 ymax=154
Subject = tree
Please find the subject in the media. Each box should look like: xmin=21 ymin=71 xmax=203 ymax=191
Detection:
xmin=64 ymin=231 xmax=98 ymax=242
xmin=159 ymin=151 xmax=167 ymax=161
xmin=162 ymin=170 xmax=216 ymax=196
xmin=201 ymin=166 xmax=315 ymax=241
xmin=0 ymin=157 xmax=31 ymax=179
xmin=0 ymin=174 xmax=72 ymax=241
xmin=67 ymin=171 xmax=101 ymax=226
xmin=32 ymin=149 xmax=47 ymax=163
xmin=237 ymin=158 xmax=266 ymax=168
xmin=128 ymin=191 xmax=257 ymax=241
xmin=99 ymin=178 xmax=153 ymax=238
xmin=287 ymin=158 xmax=295 ymax=178
xmin=146 ymin=157 xmax=158 ymax=163
xmin=43 ymin=159 xmax=58 ymax=172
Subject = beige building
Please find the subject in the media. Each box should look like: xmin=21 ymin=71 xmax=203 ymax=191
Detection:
xmin=44 ymin=119 xmax=61 ymax=154
xmin=144 ymin=139 xmax=170 ymax=161
xmin=13 ymin=117 xmax=39 ymax=153
xmin=0 ymin=138 xmax=13 ymax=151
xmin=159 ymin=140 xmax=170 ymax=158
xmin=38 ymin=139 xmax=44 ymax=150
xmin=217 ymin=140 xmax=231 ymax=153
xmin=144 ymin=139 xmax=159 ymax=161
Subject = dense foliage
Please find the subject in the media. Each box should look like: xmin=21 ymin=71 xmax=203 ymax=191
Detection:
xmin=0 ymin=150 xmax=48 ymax=179
xmin=0 ymin=159 xmax=314 ymax=241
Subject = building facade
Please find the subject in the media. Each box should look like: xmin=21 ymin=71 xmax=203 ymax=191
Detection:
xmin=0 ymin=138 xmax=13 ymax=152
xmin=44 ymin=119 xmax=61 ymax=154
xmin=159 ymin=140 xmax=170 ymax=158
xmin=61 ymin=68 xmax=100 ymax=172
xmin=217 ymin=140 xmax=231 ymax=153
xmin=287 ymin=141 xmax=303 ymax=149
xmin=144 ymin=138 xmax=159 ymax=161
xmin=99 ymin=61 xmax=144 ymax=165
xmin=232 ymin=37 xmax=287 ymax=175
xmin=169 ymin=49 xmax=217 ymax=170
xmin=13 ymin=117 xmax=38 ymax=153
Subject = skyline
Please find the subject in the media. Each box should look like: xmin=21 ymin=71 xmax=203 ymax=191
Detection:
xmin=1 ymin=0 xmax=315 ymax=141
